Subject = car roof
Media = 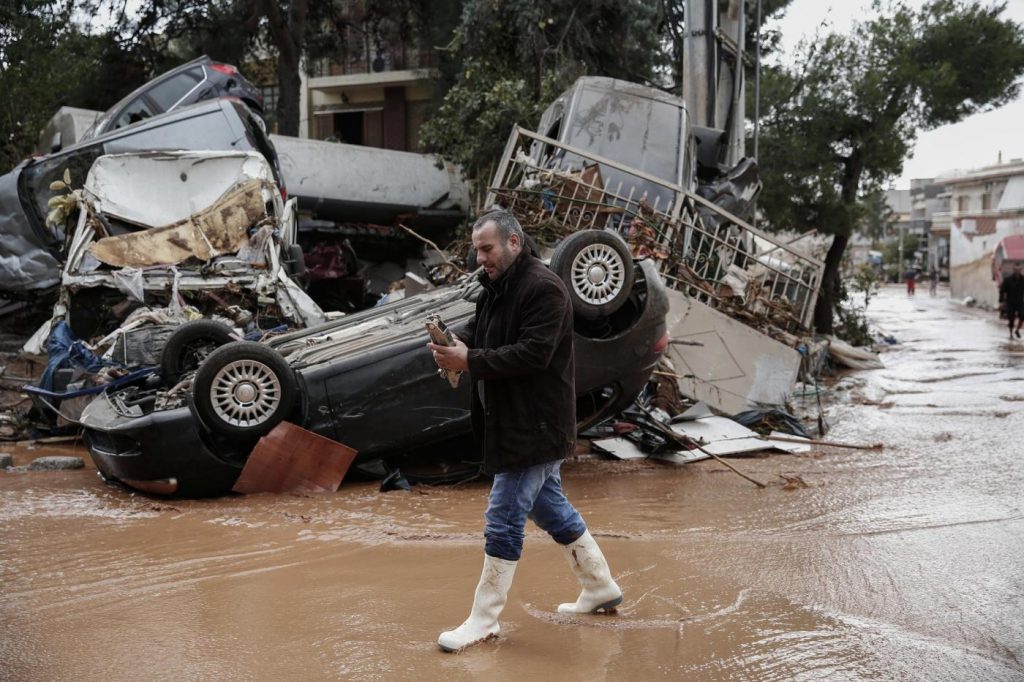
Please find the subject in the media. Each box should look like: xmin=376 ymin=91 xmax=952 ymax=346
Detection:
xmin=87 ymin=55 xmax=214 ymax=136
xmin=56 ymin=97 xmax=237 ymax=156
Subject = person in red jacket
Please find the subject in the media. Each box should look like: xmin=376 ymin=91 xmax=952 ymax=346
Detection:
xmin=429 ymin=210 xmax=622 ymax=652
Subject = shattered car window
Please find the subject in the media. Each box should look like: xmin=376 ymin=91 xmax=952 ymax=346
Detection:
xmin=112 ymin=96 xmax=156 ymax=132
xmin=21 ymin=146 xmax=103 ymax=243
xmin=566 ymin=85 xmax=683 ymax=184
xmin=146 ymin=67 xmax=204 ymax=111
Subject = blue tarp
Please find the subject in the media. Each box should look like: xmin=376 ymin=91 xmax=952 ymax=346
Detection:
xmin=38 ymin=321 xmax=108 ymax=391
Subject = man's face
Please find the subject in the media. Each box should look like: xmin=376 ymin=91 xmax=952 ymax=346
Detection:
xmin=472 ymin=221 xmax=521 ymax=280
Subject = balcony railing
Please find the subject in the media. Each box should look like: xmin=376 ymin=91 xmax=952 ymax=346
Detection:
xmin=487 ymin=127 xmax=824 ymax=333
xmin=310 ymin=47 xmax=436 ymax=79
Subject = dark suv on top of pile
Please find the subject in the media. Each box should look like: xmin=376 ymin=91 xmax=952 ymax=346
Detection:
xmin=81 ymin=55 xmax=265 ymax=141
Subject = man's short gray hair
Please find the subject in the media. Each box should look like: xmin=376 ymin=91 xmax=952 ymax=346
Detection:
xmin=472 ymin=209 xmax=525 ymax=243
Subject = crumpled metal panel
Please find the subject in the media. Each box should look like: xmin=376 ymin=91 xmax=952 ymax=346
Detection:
xmin=83 ymin=151 xmax=274 ymax=228
xmin=0 ymin=165 xmax=61 ymax=291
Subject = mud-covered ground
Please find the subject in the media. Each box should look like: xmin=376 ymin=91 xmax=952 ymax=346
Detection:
xmin=1 ymin=284 xmax=1022 ymax=680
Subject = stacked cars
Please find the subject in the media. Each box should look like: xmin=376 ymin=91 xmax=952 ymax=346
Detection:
xmin=80 ymin=243 xmax=669 ymax=496
xmin=0 ymin=98 xmax=281 ymax=297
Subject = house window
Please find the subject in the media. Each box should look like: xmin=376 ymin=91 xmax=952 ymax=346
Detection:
xmin=957 ymin=195 xmax=969 ymax=212
xmin=982 ymin=193 xmax=991 ymax=211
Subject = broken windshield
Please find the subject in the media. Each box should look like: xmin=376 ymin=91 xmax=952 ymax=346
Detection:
xmin=21 ymin=146 xmax=103 ymax=246
xmin=566 ymin=84 xmax=684 ymax=185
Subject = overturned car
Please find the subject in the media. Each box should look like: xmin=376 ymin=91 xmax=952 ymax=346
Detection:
xmin=78 ymin=230 xmax=669 ymax=497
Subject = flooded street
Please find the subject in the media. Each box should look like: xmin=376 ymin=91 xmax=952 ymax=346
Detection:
xmin=1 ymin=284 xmax=1022 ymax=680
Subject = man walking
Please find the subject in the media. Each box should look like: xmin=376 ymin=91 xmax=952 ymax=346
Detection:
xmin=999 ymin=264 xmax=1024 ymax=339
xmin=428 ymin=209 xmax=622 ymax=652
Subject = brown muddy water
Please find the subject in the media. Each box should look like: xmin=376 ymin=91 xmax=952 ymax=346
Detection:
xmin=1 ymin=285 xmax=1022 ymax=681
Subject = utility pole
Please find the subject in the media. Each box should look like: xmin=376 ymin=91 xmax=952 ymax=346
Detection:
xmin=753 ymin=0 xmax=761 ymax=161
xmin=898 ymin=222 xmax=904 ymax=271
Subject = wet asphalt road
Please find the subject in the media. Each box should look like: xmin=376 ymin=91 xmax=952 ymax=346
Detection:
xmin=0 ymin=284 xmax=1021 ymax=680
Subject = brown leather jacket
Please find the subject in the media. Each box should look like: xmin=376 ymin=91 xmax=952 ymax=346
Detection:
xmin=459 ymin=249 xmax=576 ymax=474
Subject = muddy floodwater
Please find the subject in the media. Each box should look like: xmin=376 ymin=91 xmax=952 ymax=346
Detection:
xmin=1 ymin=285 xmax=1022 ymax=680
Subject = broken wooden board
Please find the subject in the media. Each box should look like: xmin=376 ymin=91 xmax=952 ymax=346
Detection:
xmin=232 ymin=421 xmax=357 ymax=494
xmin=89 ymin=179 xmax=269 ymax=268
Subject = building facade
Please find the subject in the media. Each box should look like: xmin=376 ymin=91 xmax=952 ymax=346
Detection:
xmin=940 ymin=159 xmax=1024 ymax=306
xmin=909 ymin=178 xmax=948 ymax=279
xmin=297 ymin=11 xmax=439 ymax=152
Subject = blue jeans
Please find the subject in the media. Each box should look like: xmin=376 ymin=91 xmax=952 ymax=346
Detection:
xmin=484 ymin=459 xmax=587 ymax=561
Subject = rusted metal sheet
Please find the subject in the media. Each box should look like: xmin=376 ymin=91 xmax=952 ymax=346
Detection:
xmin=232 ymin=421 xmax=357 ymax=494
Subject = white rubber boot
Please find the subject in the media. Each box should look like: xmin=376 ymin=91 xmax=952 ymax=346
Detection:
xmin=438 ymin=554 xmax=517 ymax=652
xmin=557 ymin=530 xmax=623 ymax=614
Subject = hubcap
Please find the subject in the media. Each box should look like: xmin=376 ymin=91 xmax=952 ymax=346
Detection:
xmin=210 ymin=359 xmax=281 ymax=428
xmin=570 ymin=243 xmax=625 ymax=305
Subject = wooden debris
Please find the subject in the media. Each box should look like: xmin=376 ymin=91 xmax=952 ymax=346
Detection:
xmin=232 ymin=422 xmax=357 ymax=494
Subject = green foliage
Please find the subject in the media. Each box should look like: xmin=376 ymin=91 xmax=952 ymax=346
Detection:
xmin=861 ymin=189 xmax=895 ymax=247
xmin=420 ymin=0 xmax=664 ymax=185
xmin=850 ymin=263 xmax=880 ymax=308
xmin=760 ymin=1 xmax=1024 ymax=240
xmin=834 ymin=265 xmax=879 ymax=346
xmin=756 ymin=0 xmax=1024 ymax=332
xmin=0 ymin=1 xmax=105 ymax=171
xmin=882 ymin=235 xmax=902 ymax=270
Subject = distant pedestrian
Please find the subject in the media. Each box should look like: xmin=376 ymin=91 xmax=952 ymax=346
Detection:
xmin=999 ymin=264 xmax=1024 ymax=339
xmin=929 ymin=269 xmax=939 ymax=297
xmin=905 ymin=268 xmax=916 ymax=297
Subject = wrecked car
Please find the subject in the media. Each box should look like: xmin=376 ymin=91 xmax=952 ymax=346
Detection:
xmin=0 ymin=97 xmax=281 ymax=297
xmin=79 ymin=55 xmax=265 ymax=144
xmin=23 ymin=150 xmax=324 ymax=423
xmin=488 ymin=76 xmax=826 ymax=416
xmin=78 ymin=233 xmax=669 ymax=497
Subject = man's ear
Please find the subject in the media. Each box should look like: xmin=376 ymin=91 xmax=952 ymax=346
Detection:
xmin=508 ymin=233 xmax=522 ymax=250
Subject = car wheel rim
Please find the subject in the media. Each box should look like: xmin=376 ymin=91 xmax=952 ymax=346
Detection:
xmin=209 ymin=359 xmax=282 ymax=428
xmin=569 ymin=243 xmax=625 ymax=305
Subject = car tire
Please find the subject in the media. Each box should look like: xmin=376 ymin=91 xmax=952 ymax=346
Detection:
xmin=549 ymin=230 xmax=635 ymax=319
xmin=193 ymin=342 xmax=297 ymax=439
xmin=161 ymin=319 xmax=236 ymax=384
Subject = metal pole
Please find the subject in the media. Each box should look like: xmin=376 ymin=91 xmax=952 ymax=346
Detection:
xmin=731 ymin=0 xmax=746 ymax=160
xmin=752 ymin=0 xmax=762 ymax=229
xmin=898 ymin=222 xmax=904 ymax=270
xmin=754 ymin=0 xmax=761 ymax=160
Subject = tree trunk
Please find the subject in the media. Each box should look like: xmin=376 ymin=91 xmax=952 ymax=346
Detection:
xmin=813 ymin=231 xmax=850 ymax=334
xmin=248 ymin=0 xmax=307 ymax=137
xmin=276 ymin=56 xmax=301 ymax=136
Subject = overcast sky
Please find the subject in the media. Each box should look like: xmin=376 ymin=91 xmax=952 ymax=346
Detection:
xmin=767 ymin=0 xmax=1024 ymax=189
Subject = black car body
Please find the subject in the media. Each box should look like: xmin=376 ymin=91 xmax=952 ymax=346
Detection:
xmin=81 ymin=55 xmax=264 ymax=141
xmin=0 ymin=98 xmax=281 ymax=297
xmin=79 ymin=258 xmax=670 ymax=497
